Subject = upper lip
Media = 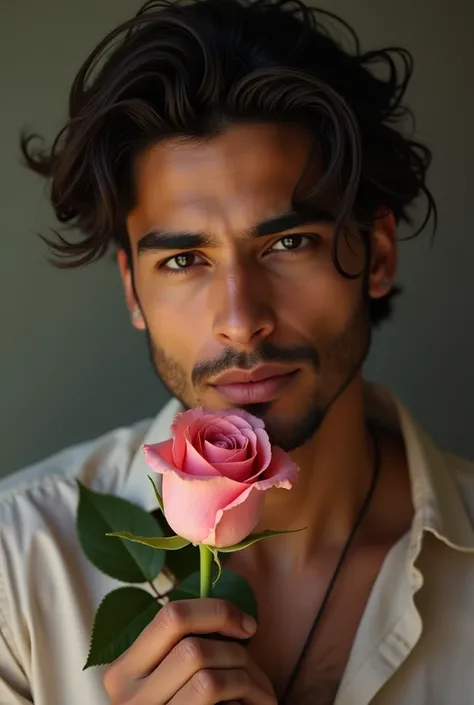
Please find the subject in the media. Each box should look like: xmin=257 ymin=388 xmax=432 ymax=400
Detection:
xmin=210 ymin=364 xmax=298 ymax=386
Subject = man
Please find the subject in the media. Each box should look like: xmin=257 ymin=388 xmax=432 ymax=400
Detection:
xmin=1 ymin=0 xmax=473 ymax=703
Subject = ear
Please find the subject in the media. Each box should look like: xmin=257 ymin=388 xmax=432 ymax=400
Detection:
xmin=368 ymin=210 xmax=397 ymax=299
xmin=117 ymin=249 xmax=146 ymax=330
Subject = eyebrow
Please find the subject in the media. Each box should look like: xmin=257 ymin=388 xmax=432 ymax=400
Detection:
xmin=136 ymin=208 xmax=336 ymax=254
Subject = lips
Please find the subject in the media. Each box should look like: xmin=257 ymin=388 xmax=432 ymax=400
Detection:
xmin=210 ymin=365 xmax=299 ymax=405
xmin=211 ymin=364 xmax=298 ymax=386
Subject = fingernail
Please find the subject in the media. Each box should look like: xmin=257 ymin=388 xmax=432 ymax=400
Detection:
xmin=241 ymin=613 xmax=257 ymax=635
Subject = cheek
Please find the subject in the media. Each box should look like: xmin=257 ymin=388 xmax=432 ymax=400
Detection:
xmin=138 ymin=272 xmax=212 ymax=360
xmin=273 ymin=261 xmax=362 ymax=341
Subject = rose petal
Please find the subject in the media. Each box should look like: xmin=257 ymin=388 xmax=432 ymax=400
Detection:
xmin=172 ymin=409 xmax=240 ymax=453
xmin=203 ymin=429 xmax=262 ymax=483
xmin=212 ymin=439 xmax=234 ymax=449
xmin=206 ymin=433 xmax=234 ymax=448
xmin=171 ymin=409 xmax=208 ymax=467
xmin=182 ymin=439 xmax=221 ymax=477
xmin=201 ymin=446 xmax=299 ymax=548
xmin=202 ymin=490 xmax=264 ymax=547
xmin=143 ymin=439 xmax=175 ymax=469
xmin=193 ymin=418 xmax=245 ymax=460
xmin=203 ymin=438 xmax=248 ymax=464
xmin=213 ymin=441 xmax=249 ymax=463
xmin=203 ymin=418 xmax=247 ymax=439
xmin=143 ymin=436 xmax=299 ymax=547
xmin=185 ymin=419 xmax=211 ymax=457
xmin=170 ymin=408 xmax=264 ymax=474
xmin=218 ymin=426 xmax=272 ymax=481
xmin=239 ymin=427 xmax=257 ymax=451
xmin=208 ymin=427 xmax=271 ymax=483
xmin=212 ymin=457 xmax=256 ymax=482
xmin=243 ymin=428 xmax=271 ymax=478
xmin=225 ymin=441 xmax=249 ymax=461
xmin=202 ymin=429 xmax=239 ymax=452
xmin=160 ymin=472 xmax=248 ymax=543
xmin=192 ymin=427 xmax=205 ymax=456
xmin=143 ymin=440 xmax=211 ymax=478
xmin=253 ymin=445 xmax=300 ymax=489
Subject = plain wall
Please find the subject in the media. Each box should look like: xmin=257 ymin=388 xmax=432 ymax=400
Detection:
xmin=1 ymin=0 xmax=473 ymax=477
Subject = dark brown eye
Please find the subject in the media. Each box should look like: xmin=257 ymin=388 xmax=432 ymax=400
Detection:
xmin=164 ymin=253 xmax=197 ymax=270
xmin=282 ymin=235 xmax=303 ymax=249
xmin=272 ymin=234 xmax=307 ymax=251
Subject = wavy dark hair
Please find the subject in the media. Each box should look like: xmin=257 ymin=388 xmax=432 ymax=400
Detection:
xmin=21 ymin=0 xmax=436 ymax=325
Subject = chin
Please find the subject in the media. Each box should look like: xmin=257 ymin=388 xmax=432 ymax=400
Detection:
xmin=241 ymin=400 xmax=326 ymax=452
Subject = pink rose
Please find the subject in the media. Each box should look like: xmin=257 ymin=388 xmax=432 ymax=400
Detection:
xmin=143 ymin=408 xmax=299 ymax=548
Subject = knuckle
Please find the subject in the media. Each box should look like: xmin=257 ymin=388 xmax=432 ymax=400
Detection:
xmin=160 ymin=600 xmax=189 ymax=632
xmin=229 ymin=641 xmax=248 ymax=665
xmin=102 ymin=662 xmax=122 ymax=695
xmin=234 ymin=667 xmax=251 ymax=689
xmin=214 ymin=598 xmax=235 ymax=624
xmin=178 ymin=636 xmax=206 ymax=667
xmin=192 ymin=668 xmax=220 ymax=698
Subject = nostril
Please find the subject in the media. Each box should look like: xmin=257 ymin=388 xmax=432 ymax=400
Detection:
xmin=212 ymin=301 xmax=276 ymax=347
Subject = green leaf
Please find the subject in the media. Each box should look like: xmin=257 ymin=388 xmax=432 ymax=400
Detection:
xmin=210 ymin=548 xmax=222 ymax=587
xmin=147 ymin=475 xmax=164 ymax=512
xmin=217 ymin=528 xmax=306 ymax=553
xmin=148 ymin=510 xmax=201 ymax=582
xmin=76 ymin=481 xmax=164 ymax=583
xmin=84 ymin=587 xmax=160 ymax=669
xmin=170 ymin=569 xmax=258 ymax=622
xmin=107 ymin=531 xmax=190 ymax=551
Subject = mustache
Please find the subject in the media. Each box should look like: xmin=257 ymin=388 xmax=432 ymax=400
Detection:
xmin=192 ymin=341 xmax=320 ymax=387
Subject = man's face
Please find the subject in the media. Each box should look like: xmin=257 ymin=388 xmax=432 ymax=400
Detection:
xmin=123 ymin=123 xmax=376 ymax=451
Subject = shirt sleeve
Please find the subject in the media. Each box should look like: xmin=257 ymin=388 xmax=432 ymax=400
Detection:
xmin=0 ymin=612 xmax=32 ymax=704
xmin=0 ymin=511 xmax=32 ymax=704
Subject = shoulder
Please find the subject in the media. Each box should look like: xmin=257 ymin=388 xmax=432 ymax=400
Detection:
xmin=0 ymin=417 xmax=153 ymax=528
xmin=0 ymin=415 xmax=158 ymax=636
xmin=0 ymin=416 xmax=157 ymax=688
xmin=0 ymin=396 xmax=182 ymax=546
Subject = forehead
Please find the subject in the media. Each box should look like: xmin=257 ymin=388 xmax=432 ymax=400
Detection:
xmin=127 ymin=123 xmax=317 ymax=238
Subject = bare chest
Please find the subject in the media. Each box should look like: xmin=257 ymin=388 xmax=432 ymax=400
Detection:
xmin=228 ymin=544 xmax=391 ymax=705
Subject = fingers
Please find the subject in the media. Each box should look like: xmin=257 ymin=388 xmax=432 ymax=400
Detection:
xmin=104 ymin=598 xmax=256 ymax=685
xmin=167 ymin=667 xmax=277 ymax=705
xmin=137 ymin=637 xmax=249 ymax=704
xmin=243 ymin=654 xmax=276 ymax=698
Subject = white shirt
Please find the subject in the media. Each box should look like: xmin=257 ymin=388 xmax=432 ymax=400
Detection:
xmin=1 ymin=384 xmax=474 ymax=704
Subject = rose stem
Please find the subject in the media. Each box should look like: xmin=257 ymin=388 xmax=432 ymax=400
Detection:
xmin=199 ymin=544 xmax=213 ymax=598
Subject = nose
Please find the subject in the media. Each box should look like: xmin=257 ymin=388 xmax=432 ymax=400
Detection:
xmin=211 ymin=265 xmax=276 ymax=349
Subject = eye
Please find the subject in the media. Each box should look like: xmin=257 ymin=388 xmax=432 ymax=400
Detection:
xmin=159 ymin=252 xmax=204 ymax=272
xmin=270 ymin=234 xmax=311 ymax=252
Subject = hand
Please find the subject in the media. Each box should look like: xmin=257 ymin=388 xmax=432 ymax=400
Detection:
xmin=103 ymin=598 xmax=277 ymax=704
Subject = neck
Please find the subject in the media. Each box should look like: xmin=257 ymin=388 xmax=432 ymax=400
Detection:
xmin=257 ymin=376 xmax=377 ymax=563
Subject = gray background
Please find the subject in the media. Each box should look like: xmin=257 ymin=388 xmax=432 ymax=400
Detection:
xmin=1 ymin=0 xmax=473 ymax=477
